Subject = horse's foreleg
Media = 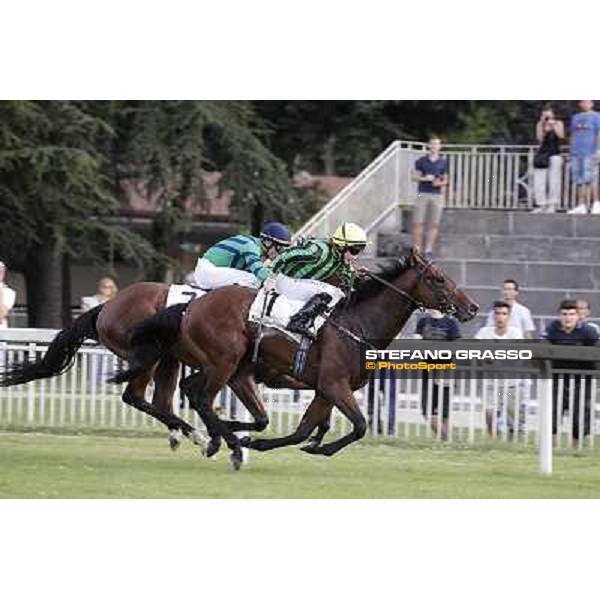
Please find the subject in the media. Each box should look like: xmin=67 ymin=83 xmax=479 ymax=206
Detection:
xmin=300 ymin=404 xmax=333 ymax=451
xmin=241 ymin=394 xmax=331 ymax=452
xmin=302 ymin=383 xmax=366 ymax=457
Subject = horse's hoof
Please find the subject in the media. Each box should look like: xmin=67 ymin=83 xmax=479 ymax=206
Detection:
xmin=300 ymin=444 xmax=320 ymax=454
xmin=239 ymin=436 xmax=252 ymax=448
xmin=189 ymin=429 xmax=209 ymax=455
xmin=168 ymin=429 xmax=183 ymax=451
xmin=229 ymin=450 xmax=243 ymax=471
xmin=206 ymin=437 xmax=221 ymax=458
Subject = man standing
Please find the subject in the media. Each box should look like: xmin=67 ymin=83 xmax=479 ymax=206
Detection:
xmin=476 ymin=301 xmax=525 ymax=438
xmin=411 ymin=136 xmax=448 ymax=263
xmin=543 ymin=299 xmax=598 ymax=447
xmin=0 ymin=261 xmax=16 ymax=330
xmin=485 ymin=279 xmax=536 ymax=339
xmin=414 ymin=308 xmax=461 ymax=440
xmin=568 ymin=100 xmax=600 ymax=215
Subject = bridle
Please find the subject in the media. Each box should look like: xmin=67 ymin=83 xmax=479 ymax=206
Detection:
xmin=359 ymin=255 xmax=461 ymax=316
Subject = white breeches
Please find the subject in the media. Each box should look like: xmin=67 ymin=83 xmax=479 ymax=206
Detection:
xmin=274 ymin=274 xmax=345 ymax=307
xmin=194 ymin=258 xmax=260 ymax=290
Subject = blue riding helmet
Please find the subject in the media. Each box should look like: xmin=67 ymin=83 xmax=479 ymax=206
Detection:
xmin=260 ymin=222 xmax=291 ymax=246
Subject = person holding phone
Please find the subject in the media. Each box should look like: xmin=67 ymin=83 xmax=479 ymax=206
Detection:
xmin=533 ymin=105 xmax=564 ymax=213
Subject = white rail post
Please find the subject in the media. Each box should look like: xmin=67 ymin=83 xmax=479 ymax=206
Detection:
xmin=538 ymin=360 xmax=553 ymax=476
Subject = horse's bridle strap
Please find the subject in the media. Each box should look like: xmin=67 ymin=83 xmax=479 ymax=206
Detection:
xmin=359 ymin=269 xmax=423 ymax=309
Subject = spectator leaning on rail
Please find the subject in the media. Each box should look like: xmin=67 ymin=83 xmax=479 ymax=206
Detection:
xmin=0 ymin=261 xmax=17 ymax=330
xmin=542 ymin=299 xmax=599 ymax=448
xmin=567 ymin=100 xmax=600 ymax=215
xmin=81 ymin=277 xmax=119 ymax=312
xmin=485 ymin=279 xmax=536 ymax=339
xmin=532 ymin=105 xmax=565 ymax=214
xmin=475 ymin=300 xmax=526 ymax=439
xmin=575 ymin=297 xmax=600 ymax=336
xmin=411 ymin=136 xmax=448 ymax=263
xmin=413 ymin=308 xmax=461 ymax=441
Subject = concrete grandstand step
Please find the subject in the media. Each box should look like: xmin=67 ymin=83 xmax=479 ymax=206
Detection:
xmin=362 ymin=257 xmax=600 ymax=293
xmin=378 ymin=233 xmax=600 ymax=263
xmin=401 ymin=209 xmax=600 ymax=238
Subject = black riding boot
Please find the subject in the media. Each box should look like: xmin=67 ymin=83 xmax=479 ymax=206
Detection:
xmin=287 ymin=293 xmax=333 ymax=339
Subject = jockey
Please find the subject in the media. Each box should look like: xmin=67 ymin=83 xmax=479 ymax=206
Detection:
xmin=269 ymin=222 xmax=368 ymax=339
xmin=194 ymin=222 xmax=292 ymax=290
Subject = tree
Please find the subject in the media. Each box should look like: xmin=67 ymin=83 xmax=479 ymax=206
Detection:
xmin=0 ymin=101 xmax=158 ymax=327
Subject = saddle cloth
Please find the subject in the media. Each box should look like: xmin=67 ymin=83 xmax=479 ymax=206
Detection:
xmin=166 ymin=284 xmax=208 ymax=308
xmin=248 ymin=289 xmax=327 ymax=342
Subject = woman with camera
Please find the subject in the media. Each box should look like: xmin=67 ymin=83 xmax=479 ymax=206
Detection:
xmin=533 ymin=105 xmax=565 ymax=213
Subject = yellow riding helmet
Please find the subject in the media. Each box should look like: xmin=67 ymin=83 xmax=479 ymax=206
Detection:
xmin=331 ymin=222 xmax=368 ymax=248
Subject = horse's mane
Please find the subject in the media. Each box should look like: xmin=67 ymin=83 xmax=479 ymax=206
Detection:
xmin=350 ymin=259 xmax=409 ymax=304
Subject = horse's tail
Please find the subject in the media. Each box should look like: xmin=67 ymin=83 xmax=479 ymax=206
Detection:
xmin=107 ymin=303 xmax=187 ymax=385
xmin=0 ymin=305 xmax=102 ymax=387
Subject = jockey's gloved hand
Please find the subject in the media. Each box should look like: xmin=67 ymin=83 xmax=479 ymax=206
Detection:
xmin=263 ymin=276 xmax=276 ymax=292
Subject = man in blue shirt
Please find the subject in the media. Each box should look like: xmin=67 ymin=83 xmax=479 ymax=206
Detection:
xmin=414 ymin=309 xmax=461 ymax=440
xmin=411 ymin=136 xmax=448 ymax=263
xmin=568 ymin=100 xmax=600 ymax=214
xmin=543 ymin=299 xmax=599 ymax=447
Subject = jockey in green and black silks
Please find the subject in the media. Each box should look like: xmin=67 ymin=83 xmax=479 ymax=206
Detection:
xmin=269 ymin=222 xmax=369 ymax=338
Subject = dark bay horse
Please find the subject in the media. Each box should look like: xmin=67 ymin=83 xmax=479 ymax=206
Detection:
xmin=113 ymin=249 xmax=479 ymax=465
xmin=0 ymin=281 xmax=208 ymax=451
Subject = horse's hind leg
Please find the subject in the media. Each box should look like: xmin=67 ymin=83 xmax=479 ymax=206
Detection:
xmin=180 ymin=369 xmax=222 ymax=457
xmin=221 ymin=365 xmax=269 ymax=433
xmin=180 ymin=367 xmax=245 ymax=470
xmin=241 ymin=394 xmax=332 ymax=452
xmin=122 ymin=368 xmax=208 ymax=453
xmin=151 ymin=356 xmax=205 ymax=451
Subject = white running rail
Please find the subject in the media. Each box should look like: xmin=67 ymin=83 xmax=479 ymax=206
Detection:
xmin=1 ymin=328 xmax=599 ymax=475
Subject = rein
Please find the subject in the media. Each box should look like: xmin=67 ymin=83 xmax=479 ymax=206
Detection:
xmin=328 ymin=265 xmax=425 ymax=349
xmin=359 ymin=268 xmax=424 ymax=310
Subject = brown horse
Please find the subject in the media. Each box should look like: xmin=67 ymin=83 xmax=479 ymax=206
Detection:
xmin=113 ymin=249 xmax=479 ymax=466
xmin=0 ymin=281 xmax=208 ymax=451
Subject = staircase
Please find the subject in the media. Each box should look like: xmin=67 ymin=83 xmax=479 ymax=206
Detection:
xmin=374 ymin=210 xmax=600 ymax=336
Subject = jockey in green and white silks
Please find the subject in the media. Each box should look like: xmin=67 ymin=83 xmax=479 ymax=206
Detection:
xmin=269 ymin=222 xmax=369 ymax=338
xmin=194 ymin=222 xmax=291 ymax=290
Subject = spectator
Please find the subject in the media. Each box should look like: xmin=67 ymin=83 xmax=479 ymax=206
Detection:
xmin=575 ymin=297 xmax=600 ymax=335
xmin=543 ymin=299 xmax=598 ymax=447
xmin=411 ymin=136 xmax=449 ymax=263
xmin=414 ymin=308 xmax=461 ymax=440
xmin=532 ymin=105 xmax=565 ymax=214
xmin=485 ymin=279 xmax=535 ymax=339
xmin=475 ymin=300 xmax=525 ymax=438
xmin=567 ymin=100 xmax=600 ymax=214
xmin=0 ymin=261 xmax=17 ymax=330
xmin=81 ymin=277 xmax=118 ymax=312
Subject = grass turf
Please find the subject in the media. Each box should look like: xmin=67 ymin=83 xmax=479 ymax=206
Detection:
xmin=0 ymin=431 xmax=599 ymax=498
